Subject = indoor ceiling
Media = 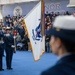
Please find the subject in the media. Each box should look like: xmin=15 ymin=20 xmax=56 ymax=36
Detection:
xmin=0 ymin=0 xmax=40 ymax=5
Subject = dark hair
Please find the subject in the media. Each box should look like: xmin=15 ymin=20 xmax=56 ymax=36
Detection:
xmin=53 ymin=36 xmax=75 ymax=53
xmin=60 ymin=38 xmax=75 ymax=53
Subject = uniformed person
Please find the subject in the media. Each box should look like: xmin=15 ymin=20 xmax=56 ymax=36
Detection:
xmin=41 ymin=16 xmax=75 ymax=75
xmin=4 ymin=27 xmax=15 ymax=70
xmin=0 ymin=28 xmax=4 ymax=71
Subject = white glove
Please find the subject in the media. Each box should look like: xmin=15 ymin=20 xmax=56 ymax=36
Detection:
xmin=11 ymin=45 xmax=15 ymax=48
xmin=5 ymin=34 xmax=10 ymax=37
xmin=13 ymin=36 xmax=16 ymax=39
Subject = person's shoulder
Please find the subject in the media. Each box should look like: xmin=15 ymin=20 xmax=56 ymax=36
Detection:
xmin=41 ymin=64 xmax=65 ymax=75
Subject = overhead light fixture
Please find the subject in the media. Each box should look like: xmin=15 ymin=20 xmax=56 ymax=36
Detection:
xmin=67 ymin=0 xmax=75 ymax=7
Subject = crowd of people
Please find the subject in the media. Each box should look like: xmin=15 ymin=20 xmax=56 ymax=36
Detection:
xmin=45 ymin=11 xmax=75 ymax=53
xmin=0 ymin=15 xmax=29 ymax=50
xmin=0 ymin=11 xmax=75 ymax=71
xmin=0 ymin=11 xmax=74 ymax=52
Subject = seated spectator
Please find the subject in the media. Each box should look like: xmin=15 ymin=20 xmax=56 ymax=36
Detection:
xmin=16 ymin=32 xmax=21 ymax=44
xmin=22 ymin=34 xmax=29 ymax=51
xmin=18 ymin=25 xmax=25 ymax=39
xmin=45 ymin=11 xmax=49 ymax=17
xmin=72 ymin=12 xmax=75 ymax=17
xmin=66 ymin=11 xmax=70 ymax=15
xmin=45 ymin=26 xmax=51 ymax=52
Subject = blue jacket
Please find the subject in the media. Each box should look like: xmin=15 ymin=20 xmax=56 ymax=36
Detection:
xmin=41 ymin=54 xmax=75 ymax=75
xmin=0 ymin=31 xmax=4 ymax=50
xmin=4 ymin=34 xmax=14 ymax=50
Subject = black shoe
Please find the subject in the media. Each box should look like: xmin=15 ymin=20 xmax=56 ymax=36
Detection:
xmin=7 ymin=68 xmax=13 ymax=70
xmin=0 ymin=69 xmax=4 ymax=71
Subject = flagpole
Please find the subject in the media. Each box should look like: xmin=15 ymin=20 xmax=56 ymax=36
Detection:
xmin=14 ymin=36 xmax=16 ymax=53
xmin=41 ymin=0 xmax=45 ymax=36
xmin=41 ymin=0 xmax=45 ymax=54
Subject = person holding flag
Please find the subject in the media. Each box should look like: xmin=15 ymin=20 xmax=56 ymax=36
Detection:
xmin=41 ymin=16 xmax=75 ymax=75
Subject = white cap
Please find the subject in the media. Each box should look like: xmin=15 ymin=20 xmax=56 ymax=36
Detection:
xmin=53 ymin=16 xmax=75 ymax=30
xmin=49 ymin=16 xmax=75 ymax=42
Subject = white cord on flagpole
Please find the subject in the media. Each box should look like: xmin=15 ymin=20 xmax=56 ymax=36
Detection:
xmin=13 ymin=36 xmax=16 ymax=53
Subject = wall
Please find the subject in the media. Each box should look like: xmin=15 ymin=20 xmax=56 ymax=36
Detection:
xmin=2 ymin=1 xmax=38 ymax=17
xmin=2 ymin=0 xmax=75 ymax=17
xmin=45 ymin=0 xmax=75 ymax=13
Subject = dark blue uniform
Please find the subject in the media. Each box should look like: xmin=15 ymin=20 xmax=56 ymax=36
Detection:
xmin=0 ymin=31 xmax=4 ymax=70
xmin=4 ymin=33 xmax=14 ymax=69
xmin=41 ymin=54 xmax=75 ymax=75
